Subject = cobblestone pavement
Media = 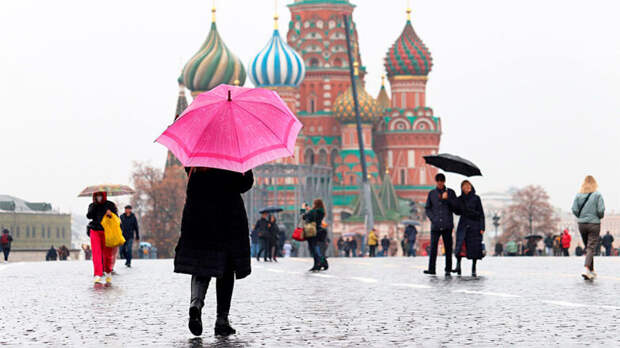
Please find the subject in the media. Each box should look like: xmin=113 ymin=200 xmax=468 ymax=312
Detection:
xmin=2 ymin=256 xmax=620 ymax=347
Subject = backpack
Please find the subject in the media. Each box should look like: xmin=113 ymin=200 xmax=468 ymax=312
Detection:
xmin=1 ymin=234 xmax=9 ymax=245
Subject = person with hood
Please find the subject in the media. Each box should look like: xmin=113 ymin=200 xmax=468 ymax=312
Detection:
xmin=0 ymin=229 xmax=13 ymax=263
xmin=175 ymin=167 xmax=254 ymax=337
xmin=86 ymin=191 xmax=118 ymax=285
xmin=367 ymin=228 xmax=378 ymax=257
xmin=424 ymin=173 xmax=457 ymax=276
xmin=381 ymin=235 xmax=391 ymax=257
xmin=560 ymin=229 xmax=571 ymax=256
xmin=601 ymin=231 xmax=614 ymax=256
xmin=452 ymin=180 xmax=485 ymax=277
xmin=543 ymin=234 xmax=554 ymax=256
xmin=45 ymin=246 xmax=58 ymax=261
xmin=303 ymin=199 xmax=327 ymax=271
xmin=120 ymin=205 xmax=140 ymax=268
xmin=404 ymin=224 xmax=418 ymax=256
xmin=571 ymin=175 xmax=605 ymax=280
xmin=254 ymin=212 xmax=270 ymax=262
xmin=268 ymin=215 xmax=280 ymax=262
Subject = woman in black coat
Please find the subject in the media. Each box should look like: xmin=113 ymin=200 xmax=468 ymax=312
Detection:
xmin=174 ymin=167 xmax=254 ymax=337
xmin=302 ymin=199 xmax=327 ymax=271
xmin=268 ymin=215 xmax=280 ymax=262
xmin=452 ymin=180 xmax=485 ymax=277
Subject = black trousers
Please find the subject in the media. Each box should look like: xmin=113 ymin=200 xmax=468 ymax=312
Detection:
xmin=2 ymin=247 xmax=9 ymax=261
xmin=369 ymin=245 xmax=376 ymax=257
xmin=190 ymin=270 xmax=235 ymax=317
xmin=257 ymin=238 xmax=270 ymax=260
xmin=428 ymin=229 xmax=453 ymax=273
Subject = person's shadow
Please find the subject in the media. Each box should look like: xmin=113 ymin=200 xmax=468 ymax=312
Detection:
xmin=186 ymin=337 xmax=250 ymax=348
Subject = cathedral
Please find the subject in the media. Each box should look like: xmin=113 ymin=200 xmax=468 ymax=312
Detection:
xmin=169 ymin=0 xmax=443 ymax=246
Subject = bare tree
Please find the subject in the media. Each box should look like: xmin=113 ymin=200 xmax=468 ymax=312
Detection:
xmin=501 ymin=185 xmax=559 ymax=243
xmin=130 ymin=163 xmax=187 ymax=258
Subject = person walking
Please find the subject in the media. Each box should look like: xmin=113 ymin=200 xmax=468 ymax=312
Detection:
xmin=302 ymin=200 xmax=327 ymax=271
xmin=494 ymin=242 xmax=503 ymax=256
xmin=452 ymin=180 xmax=485 ymax=277
xmin=505 ymin=240 xmax=518 ymax=256
xmin=254 ymin=212 xmax=270 ymax=262
xmin=87 ymin=191 xmax=118 ymax=285
xmin=404 ymin=224 xmax=417 ymax=257
xmin=381 ymin=235 xmax=390 ymax=257
xmin=120 ymin=205 xmax=140 ymax=268
xmin=0 ymin=229 xmax=13 ymax=263
xmin=367 ymin=229 xmax=378 ymax=257
xmin=268 ymin=215 xmax=280 ymax=262
xmin=344 ymin=237 xmax=351 ymax=257
xmin=571 ymin=175 xmax=605 ymax=280
xmin=424 ymin=173 xmax=457 ymax=276
xmin=250 ymin=227 xmax=259 ymax=258
xmin=337 ymin=236 xmax=345 ymax=257
xmin=602 ymin=231 xmax=614 ymax=256
xmin=543 ymin=234 xmax=554 ymax=256
xmin=350 ymin=236 xmax=358 ymax=258
xmin=560 ymin=229 xmax=571 ymax=256
xmin=174 ymin=167 xmax=254 ymax=337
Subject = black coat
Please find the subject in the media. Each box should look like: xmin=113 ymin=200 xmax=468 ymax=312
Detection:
xmin=268 ymin=221 xmax=280 ymax=243
xmin=87 ymin=200 xmax=118 ymax=231
xmin=303 ymin=208 xmax=325 ymax=242
xmin=454 ymin=188 xmax=485 ymax=260
xmin=254 ymin=218 xmax=269 ymax=239
xmin=174 ymin=168 xmax=254 ymax=280
xmin=120 ymin=212 xmax=140 ymax=240
xmin=425 ymin=187 xmax=457 ymax=231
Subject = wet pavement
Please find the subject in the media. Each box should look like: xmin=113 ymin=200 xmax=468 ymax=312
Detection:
xmin=1 ymin=256 xmax=620 ymax=347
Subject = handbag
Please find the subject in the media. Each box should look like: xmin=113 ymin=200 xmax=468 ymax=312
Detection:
xmin=101 ymin=213 xmax=126 ymax=248
xmin=303 ymin=221 xmax=317 ymax=238
xmin=292 ymin=227 xmax=305 ymax=241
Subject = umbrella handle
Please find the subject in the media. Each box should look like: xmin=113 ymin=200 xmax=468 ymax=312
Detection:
xmin=227 ymin=90 xmax=232 ymax=101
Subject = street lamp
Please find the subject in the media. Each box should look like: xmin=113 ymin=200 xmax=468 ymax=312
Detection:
xmin=492 ymin=213 xmax=500 ymax=239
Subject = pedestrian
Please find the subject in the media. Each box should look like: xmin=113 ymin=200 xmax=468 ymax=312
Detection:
xmin=543 ymin=234 xmax=554 ymax=256
xmin=571 ymin=175 xmax=605 ymax=280
xmin=560 ymin=229 xmax=571 ymax=256
xmin=302 ymin=200 xmax=328 ymax=271
xmin=553 ymin=235 xmax=561 ymax=256
xmin=58 ymin=245 xmax=70 ymax=261
xmin=381 ymin=235 xmax=390 ymax=257
xmin=283 ymin=240 xmax=292 ymax=257
xmin=87 ymin=191 xmax=118 ymax=285
xmin=505 ymin=240 xmax=518 ymax=256
xmin=424 ymin=173 xmax=457 ymax=276
xmin=268 ymin=215 xmax=280 ymax=262
xmin=250 ymin=228 xmax=259 ymax=258
xmin=452 ymin=180 xmax=485 ymax=277
xmin=254 ymin=212 xmax=270 ymax=262
xmin=404 ymin=224 xmax=417 ymax=256
xmin=82 ymin=244 xmax=92 ymax=260
xmin=337 ymin=236 xmax=345 ymax=257
xmin=45 ymin=245 xmax=58 ymax=261
xmin=174 ymin=167 xmax=254 ymax=337
xmin=494 ymin=242 xmax=503 ymax=256
xmin=350 ymin=236 xmax=358 ymax=257
xmin=601 ymin=231 xmax=614 ymax=256
xmin=278 ymin=228 xmax=286 ymax=258
xmin=344 ymin=237 xmax=351 ymax=257
xmin=575 ymin=245 xmax=584 ymax=256
xmin=0 ymin=229 xmax=13 ymax=263
xmin=120 ymin=205 xmax=140 ymax=268
xmin=367 ymin=228 xmax=378 ymax=257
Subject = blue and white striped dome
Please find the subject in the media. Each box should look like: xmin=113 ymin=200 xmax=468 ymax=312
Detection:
xmin=249 ymin=29 xmax=306 ymax=87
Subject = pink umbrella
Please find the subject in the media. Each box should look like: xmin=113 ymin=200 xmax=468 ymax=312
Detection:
xmin=156 ymin=84 xmax=302 ymax=173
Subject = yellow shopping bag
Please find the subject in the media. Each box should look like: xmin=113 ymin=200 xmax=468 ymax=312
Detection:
xmin=101 ymin=213 xmax=126 ymax=248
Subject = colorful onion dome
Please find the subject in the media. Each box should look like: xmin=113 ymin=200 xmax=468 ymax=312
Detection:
xmin=180 ymin=8 xmax=246 ymax=93
xmin=384 ymin=9 xmax=433 ymax=77
xmin=333 ymin=78 xmax=381 ymax=123
xmin=376 ymin=75 xmax=391 ymax=111
xmin=249 ymin=18 xmax=305 ymax=87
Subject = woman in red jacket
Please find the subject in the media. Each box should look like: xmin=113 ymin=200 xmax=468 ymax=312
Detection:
xmin=561 ymin=229 xmax=572 ymax=256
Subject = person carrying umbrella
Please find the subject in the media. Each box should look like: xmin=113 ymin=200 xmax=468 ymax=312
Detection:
xmin=86 ymin=191 xmax=118 ymax=285
xmin=424 ymin=173 xmax=457 ymax=276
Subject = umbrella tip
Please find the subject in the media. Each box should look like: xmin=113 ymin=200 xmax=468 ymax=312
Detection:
xmin=227 ymin=90 xmax=232 ymax=102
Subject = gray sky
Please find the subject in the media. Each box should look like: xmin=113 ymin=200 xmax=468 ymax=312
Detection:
xmin=1 ymin=0 xmax=619 ymax=215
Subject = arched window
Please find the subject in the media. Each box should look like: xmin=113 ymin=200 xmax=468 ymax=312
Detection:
xmin=330 ymin=149 xmax=339 ymax=168
xmin=304 ymin=149 xmax=315 ymax=165
xmin=26 ymin=226 xmax=30 ymax=238
xmin=62 ymin=228 xmax=66 ymax=238
xmin=333 ymin=58 xmax=343 ymax=67
xmin=400 ymin=169 xmax=406 ymax=185
xmin=310 ymin=58 xmax=319 ymax=67
xmin=310 ymin=99 xmax=316 ymax=113
xmin=318 ymin=149 xmax=328 ymax=165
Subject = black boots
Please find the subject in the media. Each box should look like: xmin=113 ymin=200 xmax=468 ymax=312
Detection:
xmin=189 ymin=276 xmax=209 ymax=336
xmin=452 ymin=258 xmax=462 ymax=276
xmin=472 ymin=260 xmax=477 ymax=277
xmin=214 ymin=315 xmax=236 ymax=337
xmin=188 ymin=306 xmax=203 ymax=336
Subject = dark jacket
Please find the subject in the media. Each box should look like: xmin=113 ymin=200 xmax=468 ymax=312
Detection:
xmin=46 ymin=247 xmax=57 ymax=261
xmin=425 ymin=187 xmax=457 ymax=231
xmin=120 ymin=213 xmax=140 ymax=240
xmin=254 ymin=218 xmax=269 ymax=239
xmin=250 ymin=228 xmax=259 ymax=243
xmin=1 ymin=230 xmax=13 ymax=247
xmin=453 ymin=186 xmax=485 ymax=260
xmin=381 ymin=237 xmax=390 ymax=250
xmin=268 ymin=220 xmax=280 ymax=243
xmin=86 ymin=196 xmax=118 ymax=232
xmin=602 ymin=233 xmax=614 ymax=248
xmin=404 ymin=225 xmax=417 ymax=243
xmin=174 ymin=168 xmax=254 ymax=280
xmin=303 ymin=208 xmax=325 ymax=242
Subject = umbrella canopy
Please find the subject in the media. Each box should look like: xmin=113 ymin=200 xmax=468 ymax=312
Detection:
xmin=156 ymin=84 xmax=303 ymax=173
xmin=78 ymin=184 xmax=135 ymax=197
xmin=401 ymin=220 xmax=421 ymax=226
xmin=139 ymin=242 xmax=152 ymax=248
xmin=524 ymin=235 xmax=543 ymax=240
xmin=259 ymin=206 xmax=283 ymax=214
xmin=423 ymin=153 xmax=482 ymax=177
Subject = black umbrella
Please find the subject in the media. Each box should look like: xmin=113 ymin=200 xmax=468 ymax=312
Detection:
xmin=524 ymin=235 xmax=543 ymax=240
xmin=259 ymin=206 xmax=283 ymax=214
xmin=423 ymin=153 xmax=482 ymax=177
xmin=401 ymin=220 xmax=421 ymax=227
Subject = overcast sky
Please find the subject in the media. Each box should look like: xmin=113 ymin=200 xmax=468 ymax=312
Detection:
xmin=1 ymin=0 xmax=619 ymax=215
